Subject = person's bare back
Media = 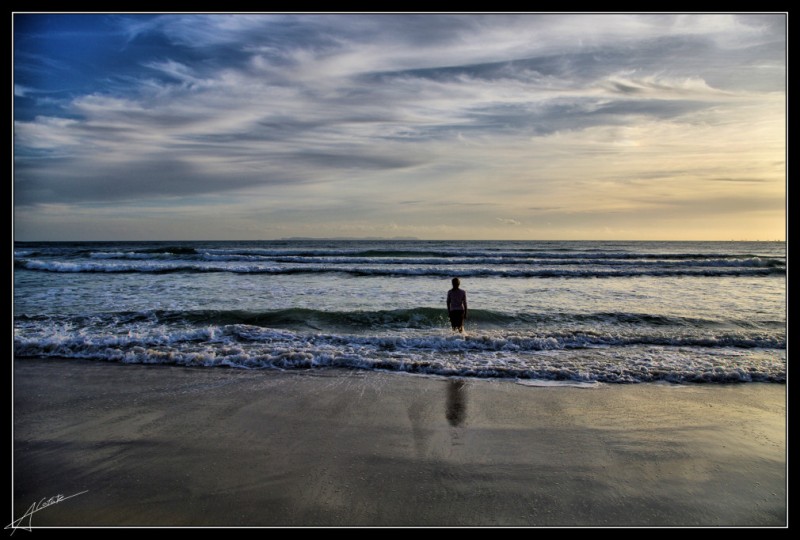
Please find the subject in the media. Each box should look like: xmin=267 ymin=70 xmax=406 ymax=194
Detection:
xmin=446 ymin=278 xmax=468 ymax=332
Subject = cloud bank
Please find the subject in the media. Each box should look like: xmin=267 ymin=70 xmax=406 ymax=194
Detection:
xmin=14 ymin=13 xmax=786 ymax=240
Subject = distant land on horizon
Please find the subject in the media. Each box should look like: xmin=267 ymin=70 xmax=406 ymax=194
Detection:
xmin=278 ymin=236 xmax=421 ymax=241
xmin=275 ymin=237 xmax=784 ymax=242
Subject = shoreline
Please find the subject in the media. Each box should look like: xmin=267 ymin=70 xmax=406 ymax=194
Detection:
xmin=12 ymin=357 xmax=787 ymax=527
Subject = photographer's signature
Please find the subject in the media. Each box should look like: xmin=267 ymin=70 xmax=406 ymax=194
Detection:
xmin=5 ymin=491 xmax=88 ymax=534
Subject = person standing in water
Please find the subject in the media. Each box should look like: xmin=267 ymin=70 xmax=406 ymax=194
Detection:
xmin=446 ymin=278 xmax=468 ymax=333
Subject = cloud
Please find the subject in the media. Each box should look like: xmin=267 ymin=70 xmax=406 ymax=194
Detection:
xmin=706 ymin=177 xmax=773 ymax=183
xmin=496 ymin=218 xmax=522 ymax=226
xmin=13 ymin=14 xmax=786 ymax=240
xmin=14 ymin=84 xmax=34 ymax=97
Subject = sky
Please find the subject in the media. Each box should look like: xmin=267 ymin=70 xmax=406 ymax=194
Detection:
xmin=13 ymin=13 xmax=786 ymax=241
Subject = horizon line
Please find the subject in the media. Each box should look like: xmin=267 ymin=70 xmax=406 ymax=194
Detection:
xmin=13 ymin=238 xmax=786 ymax=243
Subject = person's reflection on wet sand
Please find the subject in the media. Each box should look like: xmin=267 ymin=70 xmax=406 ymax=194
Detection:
xmin=445 ymin=379 xmax=467 ymax=427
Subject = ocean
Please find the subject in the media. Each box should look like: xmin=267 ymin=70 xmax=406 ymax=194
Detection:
xmin=13 ymin=240 xmax=786 ymax=385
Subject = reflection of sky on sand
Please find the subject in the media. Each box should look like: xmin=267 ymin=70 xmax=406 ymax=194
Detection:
xmin=516 ymin=379 xmax=600 ymax=388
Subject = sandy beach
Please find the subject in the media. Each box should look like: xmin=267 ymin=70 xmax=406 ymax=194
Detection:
xmin=12 ymin=358 xmax=786 ymax=528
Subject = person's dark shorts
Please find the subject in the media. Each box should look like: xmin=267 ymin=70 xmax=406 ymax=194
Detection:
xmin=448 ymin=309 xmax=465 ymax=329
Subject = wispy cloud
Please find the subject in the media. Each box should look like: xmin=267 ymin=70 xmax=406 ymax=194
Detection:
xmin=13 ymin=13 xmax=786 ymax=240
xmin=496 ymin=218 xmax=522 ymax=226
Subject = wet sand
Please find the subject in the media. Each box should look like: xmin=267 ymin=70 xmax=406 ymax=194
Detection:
xmin=12 ymin=358 xmax=786 ymax=527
